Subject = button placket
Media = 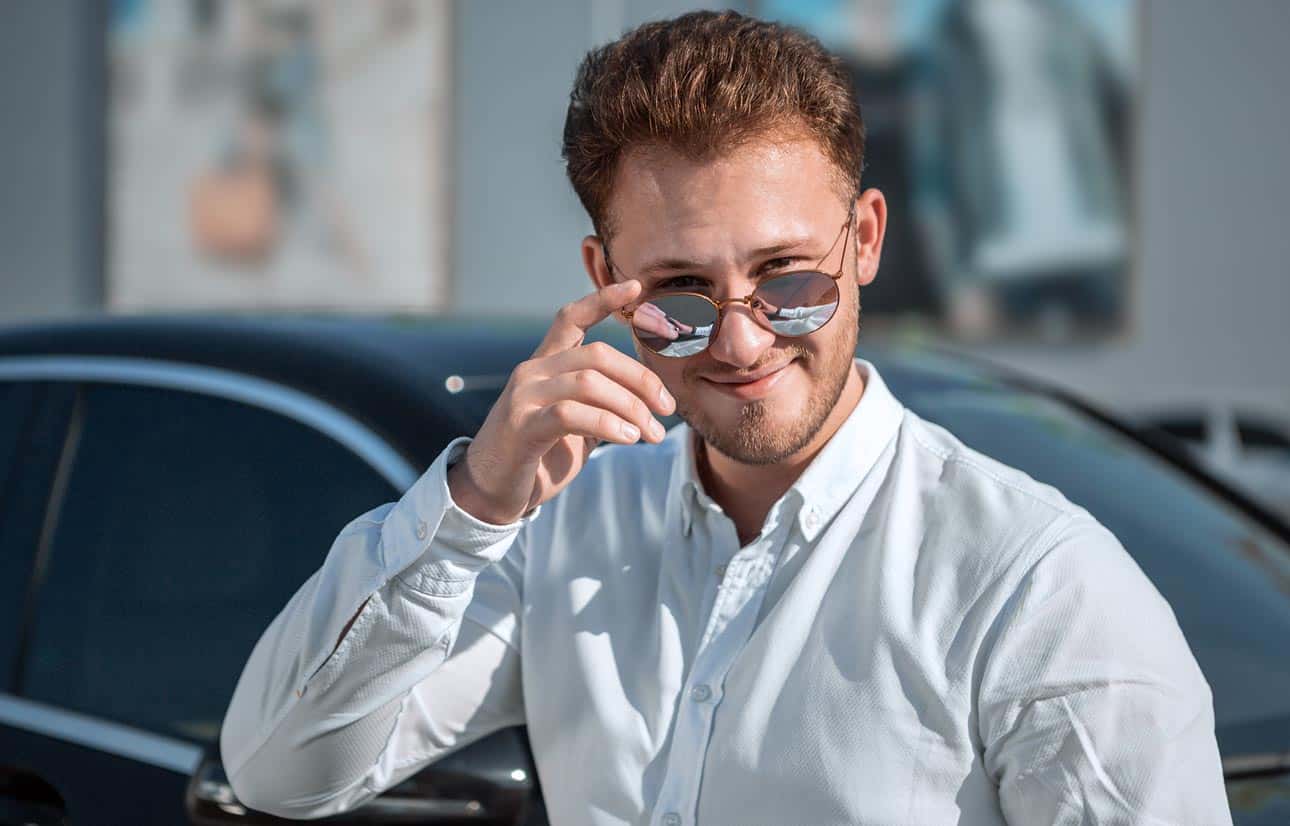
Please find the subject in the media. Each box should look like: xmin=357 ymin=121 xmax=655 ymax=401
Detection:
xmin=654 ymin=528 xmax=788 ymax=826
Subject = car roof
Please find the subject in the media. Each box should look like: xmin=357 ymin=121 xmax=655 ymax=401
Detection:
xmin=0 ymin=312 xmax=1005 ymax=467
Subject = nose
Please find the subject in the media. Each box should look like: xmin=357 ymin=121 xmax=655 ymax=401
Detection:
xmin=705 ymin=303 xmax=776 ymax=369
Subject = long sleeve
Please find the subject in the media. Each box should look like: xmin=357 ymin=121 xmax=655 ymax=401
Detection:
xmin=979 ymin=512 xmax=1233 ymax=825
xmin=220 ymin=438 xmax=531 ymax=819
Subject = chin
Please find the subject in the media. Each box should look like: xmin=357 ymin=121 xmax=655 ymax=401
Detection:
xmin=683 ymin=391 xmax=827 ymax=465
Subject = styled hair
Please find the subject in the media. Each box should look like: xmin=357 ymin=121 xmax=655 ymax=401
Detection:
xmin=561 ymin=9 xmax=866 ymax=239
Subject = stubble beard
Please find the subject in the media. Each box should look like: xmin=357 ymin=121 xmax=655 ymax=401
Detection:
xmin=678 ymin=292 xmax=860 ymax=466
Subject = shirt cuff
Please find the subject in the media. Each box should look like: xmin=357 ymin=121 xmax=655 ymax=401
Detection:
xmin=381 ymin=437 xmax=540 ymax=591
xmin=438 ymin=439 xmax=542 ymax=549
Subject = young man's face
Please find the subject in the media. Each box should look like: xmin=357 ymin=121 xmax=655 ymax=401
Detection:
xmin=584 ymin=136 xmax=887 ymax=464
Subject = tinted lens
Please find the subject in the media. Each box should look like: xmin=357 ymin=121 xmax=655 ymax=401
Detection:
xmin=631 ymin=294 xmax=718 ymax=357
xmin=753 ymin=272 xmax=840 ymax=336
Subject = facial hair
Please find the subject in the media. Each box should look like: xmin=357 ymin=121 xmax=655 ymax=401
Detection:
xmin=677 ymin=288 xmax=861 ymax=465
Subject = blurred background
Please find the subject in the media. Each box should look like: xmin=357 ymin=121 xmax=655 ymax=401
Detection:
xmin=1 ymin=0 xmax=1288 ymax=513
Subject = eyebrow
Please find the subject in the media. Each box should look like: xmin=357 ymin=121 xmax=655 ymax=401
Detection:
xmin=637 ymin=238 xmax=817 ymax=278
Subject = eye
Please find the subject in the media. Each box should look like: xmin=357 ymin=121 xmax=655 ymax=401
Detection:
xmin=761 ymin=257 xmax=799 ymax=273
xmin=656 ymin=275 xmax=707 ymax=290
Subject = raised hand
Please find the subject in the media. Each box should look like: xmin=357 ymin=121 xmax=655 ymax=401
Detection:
xmin=447 ymin=280 xmax=676 ymax=525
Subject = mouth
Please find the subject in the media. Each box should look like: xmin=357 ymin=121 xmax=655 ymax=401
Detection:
xmin=700 ymin=359 xmax=795 ymax=401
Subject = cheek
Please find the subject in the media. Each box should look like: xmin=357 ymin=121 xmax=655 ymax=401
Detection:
xmin=637 ymin=350 xmax=687 ymax=393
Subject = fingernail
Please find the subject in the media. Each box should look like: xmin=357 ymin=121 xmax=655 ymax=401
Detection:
xmin=659 ymin=386 xmax=674 ymax=410
xmin=622 ymin=422 xmax=640 ymax=441
xmin=650 ymin=419 xmax=666 ymax=440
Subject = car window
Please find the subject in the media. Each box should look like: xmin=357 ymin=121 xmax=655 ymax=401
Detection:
xmin=893 ymin=382 xmax=1290 ymax=739
xmin=0 ymin=381 xmax=41 ymax=685
xmin=18 ymin=383 xmax=399 ymax=744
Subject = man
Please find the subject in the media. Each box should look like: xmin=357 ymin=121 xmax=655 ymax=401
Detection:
xmin=221 ymin=11 xmax=1231 ymax=824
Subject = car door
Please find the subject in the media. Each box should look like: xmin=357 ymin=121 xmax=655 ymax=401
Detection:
xmin=0 ymin=360 xmax=537 ymax=826
xmin=2 ymin=369 xmax=406 ymax=824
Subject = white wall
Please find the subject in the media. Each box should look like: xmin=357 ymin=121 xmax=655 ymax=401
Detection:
xmin=0 ymin=0 xmax=103 ymax=321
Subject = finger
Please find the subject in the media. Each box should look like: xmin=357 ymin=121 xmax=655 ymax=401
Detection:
xmin=543 ymin=341 xmax=676 ymax=416
xmin=528 ymin=369 xmax=667 ymax=443
xmin=533 ymin=280 xmax=643 ymax=359
xmin=526 ymin=399 xmax=644 ymax=447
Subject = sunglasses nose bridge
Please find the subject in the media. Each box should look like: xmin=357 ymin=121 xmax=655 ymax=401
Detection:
xmin=709 ymin=291 xmax=775 ymax=339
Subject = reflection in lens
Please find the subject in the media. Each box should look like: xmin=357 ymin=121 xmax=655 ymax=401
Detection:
xmin=755 ymin=272 xmax=839 ymax=336
xmin=632 ymin=294 xmax=717 ymax=357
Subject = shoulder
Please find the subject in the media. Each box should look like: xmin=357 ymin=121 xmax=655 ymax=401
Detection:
xmin=894 ymin=410 xmax=1093 ymax=569
xmin=896 ymin=412 xmax=1190 ymax=666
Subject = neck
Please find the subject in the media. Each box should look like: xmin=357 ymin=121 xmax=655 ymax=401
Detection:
xmin=698 ymin=361 xmax=866 ymax=545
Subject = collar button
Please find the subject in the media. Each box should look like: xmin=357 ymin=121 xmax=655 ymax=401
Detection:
xmin=804 ymin=508 xmax=820 ymax=531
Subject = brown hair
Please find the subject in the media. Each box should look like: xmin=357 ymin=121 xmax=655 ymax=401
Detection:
xmin=562 ymin=10 xmax=866 ymax=240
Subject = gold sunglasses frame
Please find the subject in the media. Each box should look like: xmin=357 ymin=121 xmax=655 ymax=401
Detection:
xmin=603 ymin=206 xmax=856 ymax=357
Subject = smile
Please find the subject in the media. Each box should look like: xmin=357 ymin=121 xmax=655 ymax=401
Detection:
xmin=700 ymin=360 xmax=794 ymax=401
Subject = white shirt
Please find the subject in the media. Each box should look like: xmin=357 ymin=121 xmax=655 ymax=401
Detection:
xmin=221 ymin=358 xmax=1232 ymax=825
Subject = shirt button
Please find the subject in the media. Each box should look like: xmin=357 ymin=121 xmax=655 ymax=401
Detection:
xmin=804 ymin=508 xmax=820 ymax=531
xmin=690 ymin=684 xmax=712 ymax=702
xmin=662 ymin=813 xmax=682 ymax=826
xmin=415 ymin=520 xmax=428 ymax=541
xmin=715 ymin=563 xmax=727 ymax=578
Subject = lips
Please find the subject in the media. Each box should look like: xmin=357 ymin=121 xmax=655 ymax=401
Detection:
xmin=700 ymin=360 xmax=794 ymax=401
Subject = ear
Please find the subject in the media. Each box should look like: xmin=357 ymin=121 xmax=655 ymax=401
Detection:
xmin=582 ymin=234 xmax=633 ymax=327
xmin=852 ymin=188 xmax=887 ymax=287
xmin=581 ymin=235 xmax=615 ymax=291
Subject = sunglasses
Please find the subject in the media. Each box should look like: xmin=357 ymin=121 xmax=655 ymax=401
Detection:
xmin=604 ymin=208 xmax=855 ymax=358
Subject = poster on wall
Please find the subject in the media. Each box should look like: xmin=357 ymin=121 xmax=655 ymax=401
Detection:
xmin=760 ymin=0 xmax=1137 ymax=342
xmin=107 ymin=0 xmax=451 ymax=312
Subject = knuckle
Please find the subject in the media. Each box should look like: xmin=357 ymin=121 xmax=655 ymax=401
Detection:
xmin=511 ymin=359 xmax=536 ymax=382
xmin=573 ymin=368 xmax=597 ymax=389
xmin=549 ymin=400 xmax=576 ymax=425
xmin=586 ymin=341 xmax=612 ymax=360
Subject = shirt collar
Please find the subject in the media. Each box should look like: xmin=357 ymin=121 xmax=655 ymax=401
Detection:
xmin=667 ymin=358 xmax=906 ymax=541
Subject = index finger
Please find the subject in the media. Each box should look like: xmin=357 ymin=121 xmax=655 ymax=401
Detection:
xmin=533 ymin=280 xmax=643 ymax=359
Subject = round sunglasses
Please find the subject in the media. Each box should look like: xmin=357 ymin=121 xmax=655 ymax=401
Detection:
xmin=604 ymin=209 xmax=855 ymax=358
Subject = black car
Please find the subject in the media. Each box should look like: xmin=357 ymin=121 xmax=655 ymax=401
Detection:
xmin=1 ymin=314 xmax=1288 ymax=826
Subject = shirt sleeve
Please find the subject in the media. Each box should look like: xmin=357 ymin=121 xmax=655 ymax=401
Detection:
xmin=219 ymin=437 xmax=533 ymax=819
xmin=978 ymin=512 xmax=1233 ymax=825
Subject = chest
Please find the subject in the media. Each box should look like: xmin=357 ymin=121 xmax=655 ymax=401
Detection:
xmin=518 ymin=516 xmax=993 ymax=824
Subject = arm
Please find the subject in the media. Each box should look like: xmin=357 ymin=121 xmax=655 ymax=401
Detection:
xmin=219 ymin=438 xmax=529 ymax=820
xmin=219 ymin=280 xmax=673 ymax=819
xmin=979 ymin=513 xmax=1232 ymax=825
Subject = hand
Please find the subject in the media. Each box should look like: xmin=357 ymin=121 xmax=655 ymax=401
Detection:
xmin=448 ymin=280 xmax=676 ymax=524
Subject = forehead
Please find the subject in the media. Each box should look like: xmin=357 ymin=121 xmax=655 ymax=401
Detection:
xmin=605 ymin=137 xmax=845 ymax=261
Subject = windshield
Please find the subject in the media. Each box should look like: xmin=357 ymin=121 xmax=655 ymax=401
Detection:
xmin=879 ymin=358 xmax=1290 ymax=753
